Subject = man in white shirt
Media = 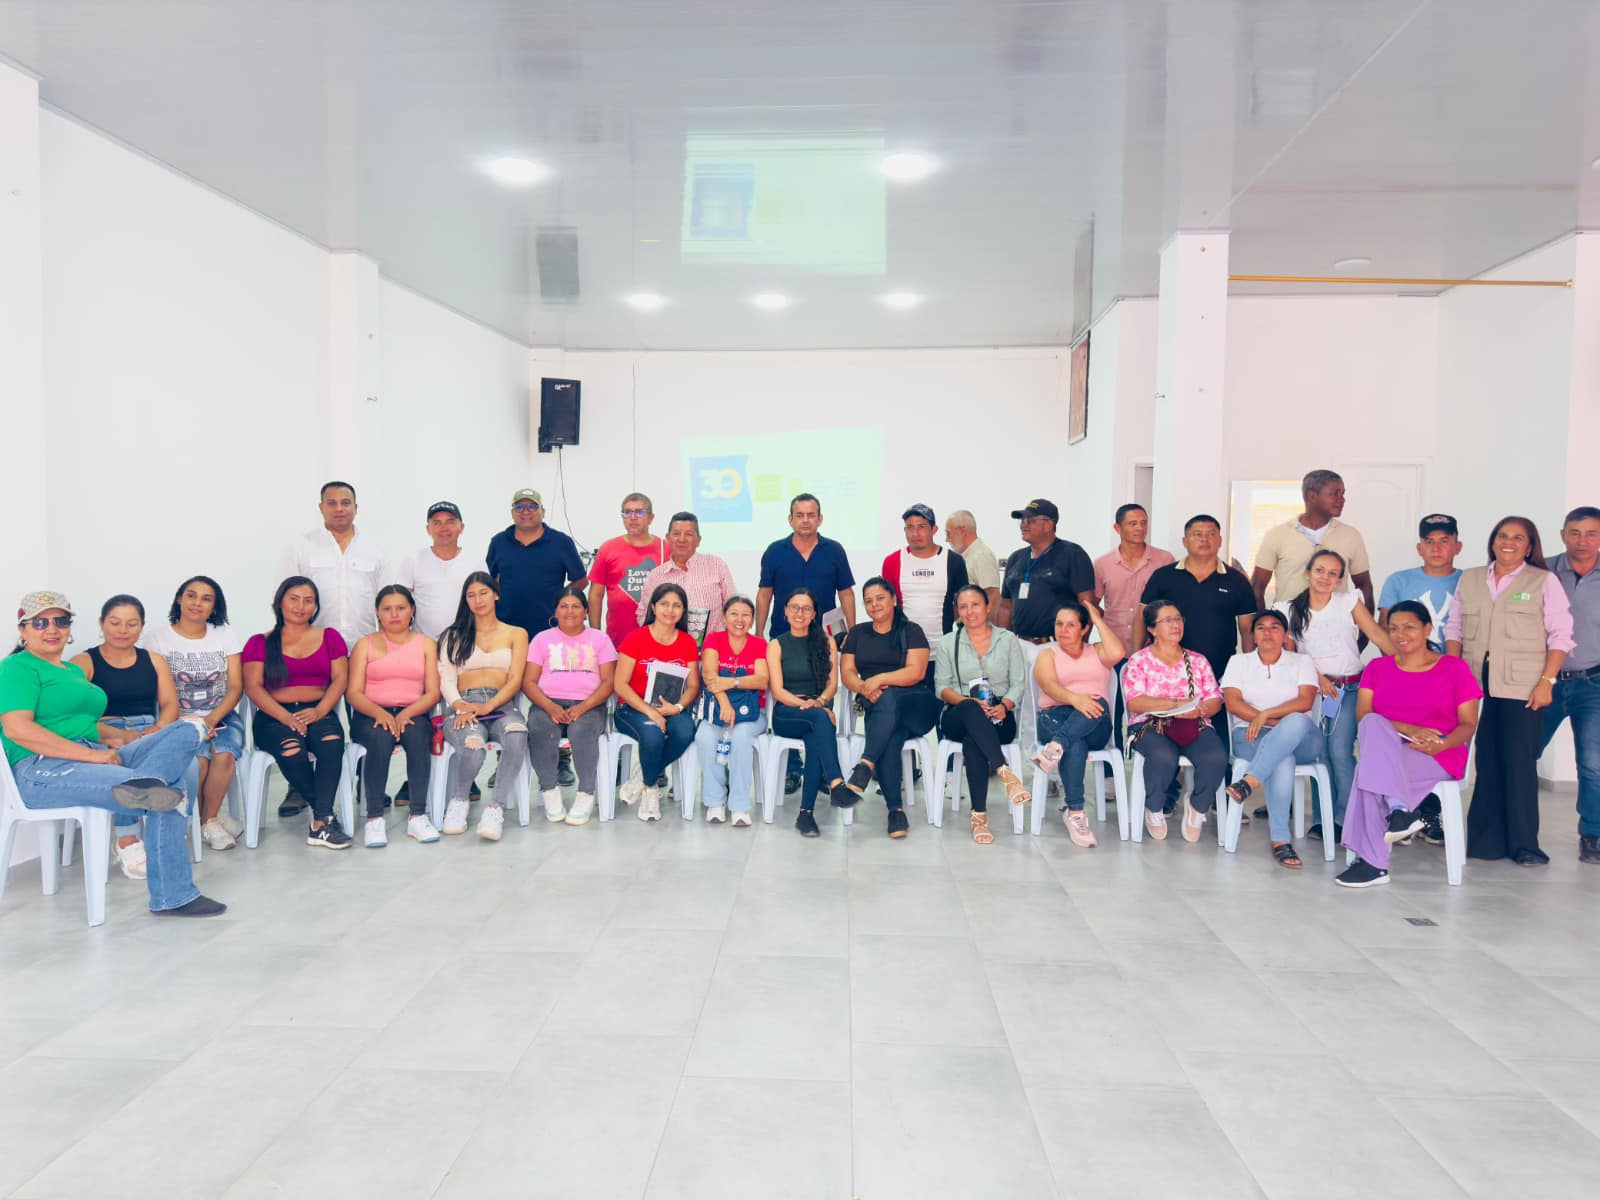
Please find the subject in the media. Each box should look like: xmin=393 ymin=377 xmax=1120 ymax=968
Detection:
xmin=944 ymin=510 xmax=1001 ymax=608
xmin=396 ymin=501 xmax=486 ymax=639
xmin=881 ymin=503 xmax=968 ymax=687
xmin=279 ymin=481 xmax=393 ymax=649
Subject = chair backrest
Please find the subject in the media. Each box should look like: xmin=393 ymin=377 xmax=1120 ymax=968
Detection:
xmin=1028 ymin=644 xmax=1120 ymax=720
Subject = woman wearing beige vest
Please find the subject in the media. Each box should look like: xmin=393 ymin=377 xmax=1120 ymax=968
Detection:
xmin=1445 ymin=517 xmax=1574 ymax=865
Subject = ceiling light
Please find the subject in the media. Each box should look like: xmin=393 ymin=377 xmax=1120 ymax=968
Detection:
xmin=481 ymin=156 xmax=549 ymax=187
xmin=880 ymin=291 xmax=925 ymax=310
xmin=880 ymin=152 xmax=936 ymax=182
xmin=750 ymin=292 xmax=792 ymax=311
xmin=624 ymin=292 xmax=667 ymax=312
xmin=1333 ymin=256 xmax=1373 ymax=271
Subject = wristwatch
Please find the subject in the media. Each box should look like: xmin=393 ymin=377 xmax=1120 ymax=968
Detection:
xmin=1540 ymin=675 xmax=1558 ymax=686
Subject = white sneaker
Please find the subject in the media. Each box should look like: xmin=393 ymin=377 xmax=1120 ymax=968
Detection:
xmin=114 ymin=839 xmax=147 ymax=879
xmin=201 ymin=819 xmax=236 ymax=850
xmin=706 ymin=805 xmax=727 ymax=824
xmin=541 ymin=788 xmax=566 ymax=822
xmin=478 ymin=804 xmax=504 ymax=841
xmin=217 ymin=811 xmax=245 ymax=839
xmin=565 ymin=792 xmax=595 ymax=826
xmin=731 ymin=810 xmax=752 ymax=828
xmin=1181 ymin=797 xmax=1207 ymax=843
xmin=365 ymin=817 xmax=388 ymax=847
xmin=407 ymin=814 xmax=440 ymax=843
xmin=618 ymin=763 xmax=645 ymax=806
xmin=638 ymin=787 xmax=661 ymax=822
xmin=1144 ymin=810 xmax=1168 ymax=840
xmin=442 ymin=798 xmax=470 ymax=835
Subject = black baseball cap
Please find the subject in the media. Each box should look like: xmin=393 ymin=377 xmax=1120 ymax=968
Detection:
xmin=1418 ymin=513 xmax=1458 ymax=538
xmin=901 ymin=503 xmax=937 ymax=525
xmin=1010 ymin=499 xmax=1059 ymax=522
xmin=427 ymin=501 xmax=463 ymax=520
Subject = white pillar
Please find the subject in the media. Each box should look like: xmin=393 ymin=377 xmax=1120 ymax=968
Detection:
xmin=327 ymin=251 xmax=380 ymax=486
xmin=0 ymin=61 xmax=46 ymax=600
xmin=1151 ymin=232 xmax=1230 ymax=552
xmin=1565 ymin=232 xmax=1600 ymax=511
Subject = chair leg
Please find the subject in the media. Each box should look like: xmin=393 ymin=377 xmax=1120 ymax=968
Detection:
xmin=1108 ymin=760 xmax=1129 ymax=839
xmin=81 ymin=812 xmax=110 ymax=927
xmin=1315 ymin=766 xmax=1336 ymax=862
xmin=1441 ymin=783 xmax=1466 ymax=885
xmin=1004 ymin=746 xmax=1025 ymax=835
xmin=1128 ymin=756 xmax=1145 ymax=843
xmin=60 ymin=819 xmax=75 ymax=868
xmin=39 ymin=822 xmax=61 ymax=895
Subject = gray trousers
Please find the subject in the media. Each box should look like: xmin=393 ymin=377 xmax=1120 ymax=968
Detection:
xmin=444 ymin=687 xmax=528 ymax=807
xmin=526 ymin=705 xmax=606 ymax=793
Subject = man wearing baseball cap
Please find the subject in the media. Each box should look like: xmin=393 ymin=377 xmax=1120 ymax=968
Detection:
xmin=880 ymin=504 xmax=969 ymax=668
xmin=486 ymin=488 xmax=587 ymax=638
xmin=1377 ymin=514 xmax=1464 ymax=654
xmin=396 ymin=501 xmax=486 ymax=640
xmin=996 ymin=499 xmax=1096 ymax=642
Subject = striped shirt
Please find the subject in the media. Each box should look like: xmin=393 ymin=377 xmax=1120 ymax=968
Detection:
xmin=633 ymin=553 xmax=738 ymax=644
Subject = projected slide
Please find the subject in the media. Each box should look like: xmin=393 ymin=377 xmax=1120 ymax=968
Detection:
xmin=681 ymin=428 xmax=883 ymax=553
xmin=680 ymin=134 xmax=886 ymax=274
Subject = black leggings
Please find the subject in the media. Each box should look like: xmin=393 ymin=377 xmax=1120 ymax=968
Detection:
xmin=938 ymin=703 xmax=1018 ymax=813
xmin=349 ymin=706 xmax=432 ymax=817
xmin=859 ymin=686 xmax=937 ymax=811
xmin=253 ymin=701 xmax=345 ymax=822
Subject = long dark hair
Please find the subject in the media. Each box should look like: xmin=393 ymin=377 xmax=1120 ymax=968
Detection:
xmin=1487 ymin=516 xmax=1547 ymax=569
xmin=442 ymin=571 xmax=499 ymax=668
xmin=264 ymin=577 xmax=320 ymax=688
xmin=168 ymin=575 xmax=228 ymax=626
xmin=783 ymin=588 xmax=832 ymax=694
xmin=642 ymin=582 xmax=690 ymax=633
xmin=1287 ymin=548 xmax=1346 ymax=640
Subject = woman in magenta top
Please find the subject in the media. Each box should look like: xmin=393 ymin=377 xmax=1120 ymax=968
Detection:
xmin=241 ymin=576 xmax=351 ymax=849
xmin=345 ymin=585 xmax=441 ymax=847
xmin=1123 ymin=600 xmax=1227 ymax=843
xmin=693 ymin=595 xmax=768 ymax=826
xmin=1336 ymin=601 xmax=1482 ymax=888
xmin=613 ymin=582 xmax=702 ymax=822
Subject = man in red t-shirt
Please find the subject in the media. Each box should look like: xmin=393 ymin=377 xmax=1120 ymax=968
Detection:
xmin=588 ymin=492 xmax=666 ymax=648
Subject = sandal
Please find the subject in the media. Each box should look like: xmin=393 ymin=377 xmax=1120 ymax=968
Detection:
xmin=970 ymin=812 xmax=993 ymax=844
xmin=1271 ymin=842 xmax=1303 ymax=870
xmin=996 ymin=765 xmax=1030 ymax=807
xmin=1225 ymin=779 xmax=1256 ymax=806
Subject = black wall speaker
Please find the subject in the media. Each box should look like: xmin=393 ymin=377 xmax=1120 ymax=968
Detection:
xmin=538 ymin=378 xmax=581 ymax=452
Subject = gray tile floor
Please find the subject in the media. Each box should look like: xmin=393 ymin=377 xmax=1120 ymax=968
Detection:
xmin=2 ymin=771 xmax=1599 ymax=1199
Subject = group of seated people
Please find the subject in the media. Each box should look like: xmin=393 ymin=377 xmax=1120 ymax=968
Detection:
xmin=3 ymin=479 xmax=1595 ymax=921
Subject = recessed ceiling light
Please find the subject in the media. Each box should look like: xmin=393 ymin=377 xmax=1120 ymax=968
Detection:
xmin=880 ymin=291 xmax=925 ymax=310
xmin=624 ymin=292 xmax=667 ymax=312
xmin=880 ymin=152 xmax=936 ymax=182
xmin=750 ymin=292 xmax=792 ymax=311
xmin=481 ymin=156 xmax=549 ymax=187
xmin=1333 ymin=256 xmax=1373 ymax=271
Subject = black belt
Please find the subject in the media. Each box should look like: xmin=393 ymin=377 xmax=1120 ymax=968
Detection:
xmin=1557 ymin=665 xmax=1600 ymax=681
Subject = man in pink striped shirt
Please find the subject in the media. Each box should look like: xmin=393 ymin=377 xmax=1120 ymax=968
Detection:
xmin=635 ymin=512 xmax=738 ymax=645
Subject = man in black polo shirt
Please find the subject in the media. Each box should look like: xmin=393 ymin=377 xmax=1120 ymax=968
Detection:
xmin=485 ymin=488 xmax=588 ymax=637
xmin=997 ymin=498 xmax=1096 ymax=642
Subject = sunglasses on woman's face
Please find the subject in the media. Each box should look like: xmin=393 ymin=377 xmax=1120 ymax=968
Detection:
xmin=26 ymin=616 xmax=73 ymax=631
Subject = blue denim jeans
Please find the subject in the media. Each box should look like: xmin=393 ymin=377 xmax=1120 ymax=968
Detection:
xmin=11 ymin=721 xmax=203 ymax=911
xmin=1542 ymin=673 xmax=1600 ymax=837
xmin=772 ymin=704 xmax=844 ymax=811
xmin=693 ymin=718 xmax=761 ymax=813
xmin=1034 ymin=704 xmax=1112 ymax=812
xmin=614 ymin=705 xmax=696 ymax=781
xmin=100 ymin=714 xmax=158 ymax=834
xmin=1322 ymin=681 xmax=1360 ymax=825
xmin=1231 ymin=712 xmax=1325 ymax=842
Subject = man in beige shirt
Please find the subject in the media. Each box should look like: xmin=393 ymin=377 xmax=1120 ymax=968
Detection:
xmin=1251 ymin=469 xmax=1374 ymax=610
xmin=944 ymin=510 xmax=1001 ymax=608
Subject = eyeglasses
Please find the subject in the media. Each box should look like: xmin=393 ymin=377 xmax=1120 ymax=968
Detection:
xmin=620 ymin=508 xmax=650 ymax=518
xmin=1155 ymin=616 xmax=1185 ymax=626
xmin=512 ymin=503 xmax=540 ymax=513
xmin=26 ymin=616 xmax=73 ymax=631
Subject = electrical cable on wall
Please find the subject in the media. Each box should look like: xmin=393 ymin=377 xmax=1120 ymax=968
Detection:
xmin=556 ymin=445 xmax=592 ymax=566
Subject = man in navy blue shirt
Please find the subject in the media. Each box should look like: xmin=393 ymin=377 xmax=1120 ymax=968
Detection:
xmin=755 ymin=493 xmax=857 ymax=638
xmin=486 ymin=488 xmax=587 ymax=637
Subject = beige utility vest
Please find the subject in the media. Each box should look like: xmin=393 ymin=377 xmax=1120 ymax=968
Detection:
xmin=1454 ymin=564 xmax=1551 ymax=699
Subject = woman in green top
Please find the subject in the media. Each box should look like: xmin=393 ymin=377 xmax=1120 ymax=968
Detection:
xmin=765 ymin=587 xmax=849 ymax=837
xmin=0 ymin=590 xmax=225 ymax=917
xmin=934 ymin=585 xmax=1030 ymax=843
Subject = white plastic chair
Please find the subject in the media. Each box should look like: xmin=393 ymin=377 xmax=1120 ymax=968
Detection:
xmin=1345 ymin=742 xmax=1474 ymax=885
xmin=1127 ymin=749 xmax=1227 ymax=843
xmin=756 ymin=697 xmax=855 ymax=826
xmin=1218 ymin=753 xmax=1335 ymax=859
xmin=343 ymin=740 xmax=452 ymax=828
xmin=239 ymin=701 xmax=357 ymax=848
xmin=839 ymin=691 xmax=936 ymax=820
xmin=930 ymin=737 xmax=1027 ymax=834
xmin=0 ymin=754 xmax=113 ymax=927
xmin=599 ymin=703 xmax=700 ymax=821
xmin=1024 ymin=662 xmax=1128 ymax=838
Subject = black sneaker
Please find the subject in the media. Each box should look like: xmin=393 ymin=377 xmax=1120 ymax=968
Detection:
xmin=1419 ymin=816 xmax=1445 ymax=846
xmin=1581 ymin=835 xmax=1600 ymax=864
xmin=887 ymin=808 xmax=909 ymax=839
xmin=154 ymin=894 xmax=228 ymax=917
xmin=396 ymin=781 xmax=410 ymax=805
xmin=469 ymin=781 xmax=481 ymax=800
xmin=1307 ymin=822 xmax=1344 ymax=844
xmin=829 ymin=780 xmax=859 ymax=809
xmin=558 ymin=760 xmax=576 ymax=787
xmin=1514 ymin=848 xmax=1550 ymax=867
xmin=110 ymin=781 xmax=185 ymax=812
xmin=1335 ymin=859 xmax=1389 ymax=888
xmin=1385 ymin=808 xmax=1425 ymax=844
xmin=307 ymin=819 xmax=353 ymax=850
xmin=784 ymin=772 xmax=803 ymax=796
xmin=795 ymin=809 xmax=820 ymax=838
xmin=1252 ymin=804 xmax=1269 ymax=821
xmin=847 ymin=761 xmax=873 ymax=795
xmin=278 ymin=788 xmax=308 ymax=817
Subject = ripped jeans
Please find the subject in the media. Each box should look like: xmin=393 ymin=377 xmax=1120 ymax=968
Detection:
xmin=252 ymin=701 xmax=345 ymax=823
xmin=443 ymin=687 xmax=528 ymax=808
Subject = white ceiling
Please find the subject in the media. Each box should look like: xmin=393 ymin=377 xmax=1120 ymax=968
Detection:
xmin=4 ymin=0 xmax=1598 ymax=349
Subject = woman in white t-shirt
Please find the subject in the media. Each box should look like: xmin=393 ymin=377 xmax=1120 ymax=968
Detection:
xmin=1219 ymin=610 xmax=1323 ymax=869
xmin=1276 ymin=549 xmax=1392 ymax=842
xmin=143 ymin=575 xmax=245 ymax=850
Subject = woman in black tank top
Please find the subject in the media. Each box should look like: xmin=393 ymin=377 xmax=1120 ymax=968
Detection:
xmin=69 ymin=595 xmax=182 ymax=877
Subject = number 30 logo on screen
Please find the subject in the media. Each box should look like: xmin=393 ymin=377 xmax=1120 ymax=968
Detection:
xmin=689 ymin=455 xmax=752 ymax=523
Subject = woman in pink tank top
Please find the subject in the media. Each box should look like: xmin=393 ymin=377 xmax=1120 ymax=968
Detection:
xmin=1032 ymin=599 xmax=1125 ymax=848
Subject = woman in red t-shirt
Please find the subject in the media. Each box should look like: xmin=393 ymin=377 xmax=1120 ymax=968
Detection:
xmin=692 ymin=595 xmax=768 ymax=826
xmin=614 ymin=583 xmax=702 ymax=822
